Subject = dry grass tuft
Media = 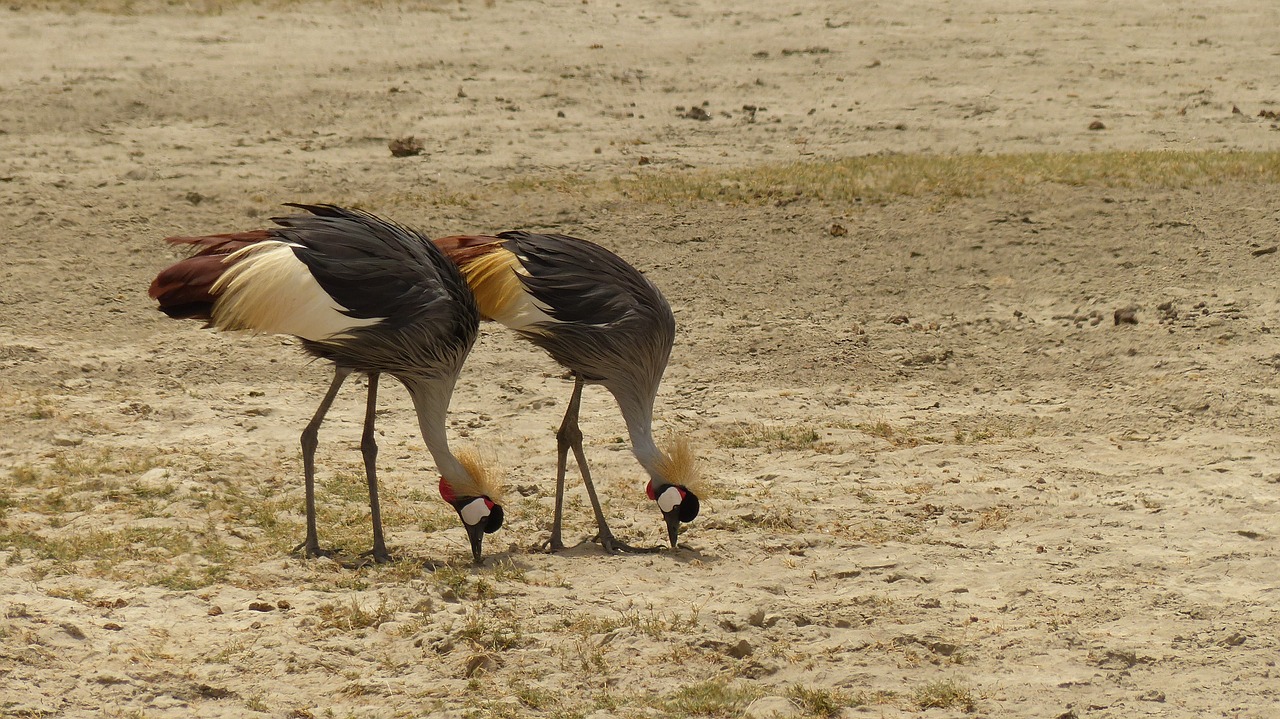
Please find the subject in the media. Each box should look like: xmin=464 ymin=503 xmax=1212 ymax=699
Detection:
xmin=714 ymin=422 xmax=826 ymax=452
xmin=613 ymin=150 xmax=1280 ymax=205
xmin=912 ymin=678 xmax=977 ymax=711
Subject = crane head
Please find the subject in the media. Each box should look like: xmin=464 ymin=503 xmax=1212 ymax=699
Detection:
xmin=440 ymin=477 xmax=505 ymax=564
xmin=650 ymin=434 xmax=704 ymax=548
xmin=438 ymin=450 xmax=506 ymax=564
xmin=647 ymin=480 xmax=700 ymax=548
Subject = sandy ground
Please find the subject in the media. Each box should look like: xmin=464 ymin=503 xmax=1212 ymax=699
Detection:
xmin=2 ymin=1 xmax=1280 ymax=717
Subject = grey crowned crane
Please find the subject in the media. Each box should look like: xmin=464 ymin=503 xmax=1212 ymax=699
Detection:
xmin=433 ymin=231 xmax=702 ymax=552
xmin=148 ymin=204 xmax=504 ymax=564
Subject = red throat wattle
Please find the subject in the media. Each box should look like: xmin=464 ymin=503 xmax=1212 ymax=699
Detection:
xmin=438 ymin=476 xmax=456 ymax=505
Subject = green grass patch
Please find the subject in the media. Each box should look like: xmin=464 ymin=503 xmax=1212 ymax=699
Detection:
xmin=315 ymin=595 xmax=399 ymax=632
xmin=786 ymin=685 xmax=865 ymax=717
xmin=384 ymin=150 xmax=1280 ymax=211
xmin=655 ymin=679 xmax=765 ymax=717
xmin=857 ymin=420 xmax=927 ymax=448
xmin=558 ymin=605 xmax=701 ymax=640
xmin=612 ymin=150 xmax=1280 ymax=205
xmin=458 ymin=608 xmax=526 ymax=652
xmin=357 ymin=150 xmax=1280 ymax=226
xmin=912 ymin=678 xmax=977 ymax=711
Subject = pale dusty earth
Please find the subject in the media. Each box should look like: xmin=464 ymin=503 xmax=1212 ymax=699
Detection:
xmin=2 ymin=1 xmax=1280 ymax=718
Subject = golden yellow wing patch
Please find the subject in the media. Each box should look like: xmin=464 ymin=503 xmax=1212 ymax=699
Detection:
xmin=460 ymin=247 xmax=555 ymax=331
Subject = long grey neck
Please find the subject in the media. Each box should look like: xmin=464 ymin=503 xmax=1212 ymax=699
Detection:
xmin=402 ymin=376 xmax=469 ymax=487
xmin=615 ymin=388 xmax=667 ymax=483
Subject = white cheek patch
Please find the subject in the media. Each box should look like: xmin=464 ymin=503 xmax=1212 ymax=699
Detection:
xmin=460 ymin=498 xmax=492 ymax=526
xmin=657 ymin=486 xmax=683 ymax=513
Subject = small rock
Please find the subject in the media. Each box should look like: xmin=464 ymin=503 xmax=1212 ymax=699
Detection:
xmin=118 ymin=401 xmax=152 ymax=416
xmin=198 ymin=684 xmax=235 ymax=699
xmin=743 ymin=696 xmax=801 ymax=719
xmin=1088 ymin=120 xmax=1106 ymax=130
xmin=208 ymin=606 xmax=223 ymax=616
xmin=680 ymin=106 xmax=712 ymax=121
xmin=248 ymin=602 xmax=275 ymax=612
xmin=739 ymin=660 xmax=779 ymax=679
xmin=138 ymin=467 xmax=171 ymax=488
xmin=727 ymin=639 xmax=754 ymax=658
xmin=388 ymin=136 xmax=424 ymax=157
xmin=465 ymin=653 xmax=496 ymax=677
xmin=1219 ymin=632 xmax=1247 ymax=647
xmin=276 ymin=600 xmax=292 ymax=610
xmin=1114 ymin=306 xmax=1139 ymax=325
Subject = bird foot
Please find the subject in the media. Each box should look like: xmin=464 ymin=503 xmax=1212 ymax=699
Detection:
xmin=342 ymin=546 xmax=393 ymax=568
xmin=291 ymin=540 xmax=340 ymax=560
xmin=538 ymin=535 xmax=567 ymax=554
xmin=592 ymin=532 xmax=662 ymax=555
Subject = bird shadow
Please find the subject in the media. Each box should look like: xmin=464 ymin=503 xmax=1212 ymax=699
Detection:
xmin=667 ymin=543 xmax=716 ymax=565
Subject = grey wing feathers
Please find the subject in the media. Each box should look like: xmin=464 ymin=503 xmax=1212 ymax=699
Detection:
xmin=497 ymin=231 xmax=667 ymax=328
xmin=274 ymin=204 xmax=475 ymax=332
xmin=496 ymin=231 xmax=674 ymax=390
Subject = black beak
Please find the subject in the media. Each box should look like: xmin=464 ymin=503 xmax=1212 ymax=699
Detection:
xmin=465 ymin=520 xmax=487 ymax=565
xmin=663 ymin=508 xmax=681 ymax=548
xmin=460 ymin=503 xmax=503 ymax=565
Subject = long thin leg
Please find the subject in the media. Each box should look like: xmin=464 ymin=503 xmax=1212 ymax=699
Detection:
xmin=551 ymin=376 xmax=658 ymax=554
xmin=541 ymin=378 xmax=576 ymax=553
xmin=360 ymin=372 xmax=392 ymax=564
xmin=295 ymin=367 xmax=351 ymax=559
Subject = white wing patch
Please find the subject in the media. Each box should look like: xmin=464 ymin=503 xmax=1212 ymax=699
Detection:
xmin=210 ymin=241 xmax=383 ymax=341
